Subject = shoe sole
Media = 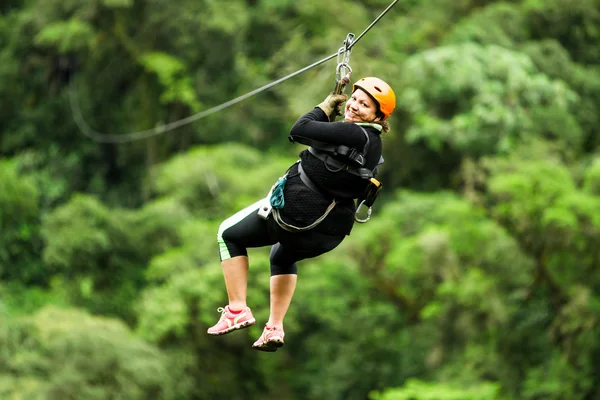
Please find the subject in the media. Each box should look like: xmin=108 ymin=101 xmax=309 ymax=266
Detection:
xmin=252 ymin=338 xmax=284 ymax=352
xmin=207 ymin=318 xmax=256 ymax=336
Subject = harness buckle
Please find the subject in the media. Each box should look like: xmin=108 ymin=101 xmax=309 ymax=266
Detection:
xmin=257 ymin=186 xmax=274 ymax=220
xmin=342 ymin=148 xmax=365 ymax=167
xmin=354 ymin=153 xmax=365 ymax=166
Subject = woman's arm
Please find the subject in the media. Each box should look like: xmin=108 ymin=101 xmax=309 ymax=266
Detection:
xmin=289 ymin=108 xmax=367 ymax=148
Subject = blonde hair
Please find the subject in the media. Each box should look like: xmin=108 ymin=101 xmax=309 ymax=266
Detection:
xmin=375 ymin=120 xmax=390 ymax=134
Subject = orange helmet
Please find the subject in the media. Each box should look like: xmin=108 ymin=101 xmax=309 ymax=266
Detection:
xmin=352 ymin=77 xmax=396 ymax=120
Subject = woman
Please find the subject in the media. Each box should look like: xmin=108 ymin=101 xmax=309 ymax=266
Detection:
xmin=208 ymin=77 xmax=396 ymax=352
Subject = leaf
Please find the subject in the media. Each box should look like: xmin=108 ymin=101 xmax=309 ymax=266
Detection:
xmin=34 ymin=19 xmax=95 ymax=53
xmin=139 ymin=52 xmax=201 ymax=111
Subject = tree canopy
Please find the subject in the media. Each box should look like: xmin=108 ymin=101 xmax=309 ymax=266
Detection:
xmin=1 ymin=0 xmax=600 ymax=399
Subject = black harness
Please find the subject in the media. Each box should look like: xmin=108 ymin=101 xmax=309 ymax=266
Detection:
xmin=289 ymin=125 xmax=383 ymax=180
xmin=288 ymin=124 xmax=384 ymax=223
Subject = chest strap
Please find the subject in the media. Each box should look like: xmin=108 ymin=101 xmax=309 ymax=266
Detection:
xmin=308 ymin=147 xmax=375 ymax=179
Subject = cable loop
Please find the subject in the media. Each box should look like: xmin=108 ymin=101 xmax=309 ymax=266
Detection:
xmin=72 ymin=0 xmax=399 ymax=144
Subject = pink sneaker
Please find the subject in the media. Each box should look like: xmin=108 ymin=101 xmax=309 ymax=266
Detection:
xmin=252 ymin=325 xmax=285 ymax=352
xmin=207 ymin=306 xmax=256 ymax=336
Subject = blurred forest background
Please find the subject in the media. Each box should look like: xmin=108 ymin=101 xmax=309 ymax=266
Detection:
xmin=1 ymin=0 xmax=600 ymax=399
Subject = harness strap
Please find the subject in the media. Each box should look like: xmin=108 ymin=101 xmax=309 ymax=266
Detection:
xmin=298 ymin=163 xmax=331 ymax=199
xmin=272 ymin=200 xmax=337 ymax=233
xmin=271 ymin=163 xmax=337 ymax=233
xmin=308 ymin=147 xmax=374 ymax=179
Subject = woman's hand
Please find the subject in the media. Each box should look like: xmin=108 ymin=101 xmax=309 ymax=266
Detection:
xmin=316 ymin=93 xmax=348 ymax=119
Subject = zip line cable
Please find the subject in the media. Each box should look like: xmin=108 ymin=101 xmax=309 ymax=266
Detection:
xmin=69 ymin=53 xmax=339 ymax=144
xmin=346 ymin=0 xmax=399 ymax=51
xmin=70 ymin=0 xmax=399 ymax=144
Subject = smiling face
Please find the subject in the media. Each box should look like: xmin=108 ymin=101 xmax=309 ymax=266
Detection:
xmin=344 ymin=89 xmax=380 ymax=123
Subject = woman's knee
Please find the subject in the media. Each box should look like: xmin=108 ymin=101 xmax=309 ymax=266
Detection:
xmin=269 ymin=243 xmax=298 ymax=275
xmin=217 ymin=225 xmax=247 ymax=261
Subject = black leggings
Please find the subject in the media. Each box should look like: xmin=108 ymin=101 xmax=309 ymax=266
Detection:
xmin=217 ymin=200 xmax=345 ymax=275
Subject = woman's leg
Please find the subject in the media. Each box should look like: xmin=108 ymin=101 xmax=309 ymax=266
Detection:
xmin=216 ymin=200 xmax=274 ymax=305
xmin=252 ymin=271 xmax=296 ymax=351
xmin=252 ymin=243 xmax=297 ymax=350
xmin=222 ymin=255 xmax=250 ymax=311
xmin=209 ymin=201 xmax=275 ymax=335
xmin=264 ymin=242 xmax=299 ymax=329
xmin=267 ymin=274 xmax=297 ymax=328
xmin=252 ymin=232 xmax=345 ymax=349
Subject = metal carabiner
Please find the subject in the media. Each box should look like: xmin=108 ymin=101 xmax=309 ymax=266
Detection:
xmin=354 ymin=199 xmax=372 ymax=223
xmin=333 ymin=33 xmax=355 ymax=95
xmin=334 ymin=62 xmax=353 ymax=95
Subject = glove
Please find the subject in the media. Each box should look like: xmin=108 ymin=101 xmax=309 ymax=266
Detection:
xmin=316 ymin=93 xmax=348 ymax=120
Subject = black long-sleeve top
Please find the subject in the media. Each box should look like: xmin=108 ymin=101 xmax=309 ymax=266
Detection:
xmin=279 ymin=107 xmax=383 ymax=236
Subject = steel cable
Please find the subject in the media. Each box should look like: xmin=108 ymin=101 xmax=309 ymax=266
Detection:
xmin=70 ymin=0 xmax=398 ymax=144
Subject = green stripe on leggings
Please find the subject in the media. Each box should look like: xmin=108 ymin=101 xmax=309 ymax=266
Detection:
xmin=217 ymin=200 xmax=263 ymax=260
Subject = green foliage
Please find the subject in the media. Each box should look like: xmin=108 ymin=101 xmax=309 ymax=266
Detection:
xmin=523 ymin=0 xmax=600 ymax=64
xmin=283 ymin=255 xmax=419 ymax=399
xmin=34 ymin=19 xmax=95 ymax=53
xmin=349 ymin=190 xmax=534 ymax=339
xmin=136 ymin=219 xmax=223 ymax=343
xmin=443 ymin=2 xmax=528 ymax=48
xmin=520 ymin=40 xmax=600 ymax=152
xmin=13 ymin=149 xmax=77 ymax=209
xmin=381 ymin=40 xmax=584 ymax=191
xmin=0 ymin=161 xmax=44 ymax=282
xmin=41 ymin=194 xmax=188 ymax=319
xmin=484 ymin=154 xmax=600 ymax=290
xmin=1 ymin=0 xmax=600 ymax=399
xmin=522 ymin=350 xmax=594 ymax=400
xmin=371 ymin=379 xmax=502 ymax=400
xmin=398 ymin=43 xmax=580 ymax=156
xmin=102 ymin=0 xmax=133 ymax=8
xmin=0 ymin=307 xmax=174 ymax=399
xmin=0 ymin=281 xmax=68 ymax=316
xmin=583 ymin=156 xmax=600 ymax=195
xmin=136 ymin=219 xmax=279 ymax=399
xmin=139 ymin=52 xmax=201 ymax=112
xmin=276 ymin=191 xmax=535 ymax=399
xmin=152 ymin=143 xmax=295 ymax=217
xmin=462 ymin=145 xmax=600 ymax=398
